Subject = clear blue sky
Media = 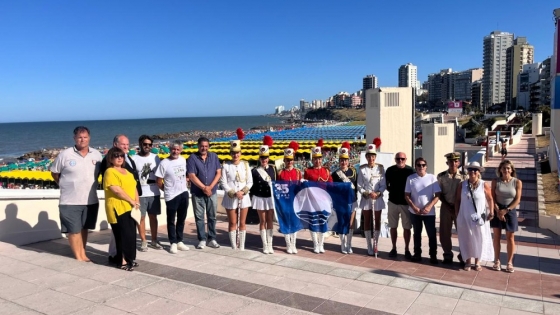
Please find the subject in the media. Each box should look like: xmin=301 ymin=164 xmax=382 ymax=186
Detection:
xmin=0 ymin=1 xmax=556 ymax=122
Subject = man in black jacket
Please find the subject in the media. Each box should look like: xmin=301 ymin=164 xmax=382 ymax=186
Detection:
xmin=100 ymin=134 xmax=142 ymax=262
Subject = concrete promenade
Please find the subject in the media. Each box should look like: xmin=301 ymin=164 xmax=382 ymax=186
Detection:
xmin=0 ymin=135 xmax=559 ymax=315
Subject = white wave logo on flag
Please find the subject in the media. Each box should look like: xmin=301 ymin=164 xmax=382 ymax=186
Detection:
xmin=293 ymin=187 xmax=332 ymax=226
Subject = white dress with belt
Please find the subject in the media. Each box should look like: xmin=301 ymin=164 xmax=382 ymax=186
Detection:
xmin=221 ymin=160 xmax=253 ymax=209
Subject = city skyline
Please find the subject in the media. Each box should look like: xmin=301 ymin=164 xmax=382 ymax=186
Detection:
xmin=0 ymin=1 xmax=555 ymax=122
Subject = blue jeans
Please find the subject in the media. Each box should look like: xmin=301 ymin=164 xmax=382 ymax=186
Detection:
xmin=165 ymin=191 xmax=189 ymax=244
xmin=410 ymin=213 xmax=437 ymax=257
xmin=192 ymin=194 xmax=217 ymax=242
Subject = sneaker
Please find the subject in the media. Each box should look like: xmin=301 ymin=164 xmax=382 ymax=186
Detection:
xmin=177 ymin=242 xmax=189 ymax=251
xmin=410 ymin=254 xmax=422 ymax=262
xmin=207 ymin=240 xmax=220 ymax=249
xmin=170 ymin=243 xmax=178 ymax=254
xmin=388 ymin=248 xmax=397 ymax=258
xmin=404 ymin=250 xmax=412 ymax=260
xmin=430 ymin=256 xmax=439 ymax=264
xmin=148 ymin=241 xmax=163 ymax=250
xmin=139 ymin=241 xmax=148 ymax=252
xmin=196 ymin=241 xmax=206 ymax=249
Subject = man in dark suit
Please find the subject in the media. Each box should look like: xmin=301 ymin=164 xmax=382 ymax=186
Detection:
xmin=100 ymin=134 xmax=143 ymax=263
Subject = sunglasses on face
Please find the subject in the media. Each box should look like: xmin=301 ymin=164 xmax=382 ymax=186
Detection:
xmin=416 ymin=164 xmax=427 ymax=167
xmin=142 ymin=142 xmax=153 ymax=147
xmin=395 ymin=157 xmax=405 ymax=161
xmin=112 ymin=153 xmax=125 ymax=159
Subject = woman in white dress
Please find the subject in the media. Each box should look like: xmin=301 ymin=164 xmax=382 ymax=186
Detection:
xmin=221 ymin=138 xmax=253 ymax=250
xmin=454 ymin=161 xmax=495 ymax=271
xmin=357 ymin=143 xmax=386 ymax=257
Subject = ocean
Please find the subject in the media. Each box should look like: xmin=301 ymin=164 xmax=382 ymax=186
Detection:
xmin=0 ymin=116 xmax=283 ymax=160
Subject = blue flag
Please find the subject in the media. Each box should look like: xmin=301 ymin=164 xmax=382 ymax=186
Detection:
xmin=272 ymin=181 xmax=354 ymax=234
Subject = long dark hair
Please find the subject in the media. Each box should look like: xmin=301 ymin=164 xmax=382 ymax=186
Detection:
xmin=106 ymin=147 xmax=125 ymax=168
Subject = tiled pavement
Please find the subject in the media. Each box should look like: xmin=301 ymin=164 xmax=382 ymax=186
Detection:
xmin=1 ymin=135 xmax=559 ymax=315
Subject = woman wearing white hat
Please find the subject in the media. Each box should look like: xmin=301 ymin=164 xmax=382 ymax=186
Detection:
xmin=250 ymin=135 xmax=277 ymax=254
xmin=220 ymin=129 xmax=253 ymax=250
xmin=332 ymin=141 xmax=358 ymax=254
xmin=454 ymin=161 xmax=494 ymax=271
xmin=357 ymin=142 xmax=386 ymax=257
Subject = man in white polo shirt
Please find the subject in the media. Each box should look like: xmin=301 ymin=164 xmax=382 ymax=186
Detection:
xmin=404 ymin=157 xmax=441 ymax=264
xmin=51 ymin=126 xmax=102 ymax=262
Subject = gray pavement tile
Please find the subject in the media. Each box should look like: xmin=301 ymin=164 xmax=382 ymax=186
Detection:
xmin=297 ymin=282 xmax=340 ymax=299
xmin=423 ymin=283 xmax=465 ymax=299
xmin=53 ymin=277 xmax=105 ymax=296
xmin=276 ymin=258 xmax=308 ymax=269
xmin=197 ymin=293 xmax=252 ymax=314
xmin=11 ymin=266 xmax=59 ymax=282
xmin=132 ymin=298 xmax=190 ymax=315
xmin=172 ymin=269 xmax=210 ymax=284
xmin=313 ymin=300 xmax=362 ymax=315
xmin=414 ymin=292 xmax=458 ymax=311
xmin=248 ymin=286 xmax=293 ymax=304
xmin=0 ymin=301 xmax=38 ymax=315
xmin=270 ymin=277 xmax=309 ymax=292
xmin=232 ymin=302 xmax=289 ymax=315
xmin=86 ymin=266 xmax=136 ymax=283
xmin=0 ymin=275 xmax=43 ymax=300
xmin=461 ymin=289 xmax=504 ymax=307
xmin=103 ymin=290 xmax=160 ymax=312
xmin=139 ymin=279 xmax=192 ymax=298
xmin=181 ymin=306 xmax=221 ymax=314
xmin=111 ymin=273 xmax=161 ymax=289
xmin=252 ymin=254 xmax=287 ymax=264
xmin=406 ymin=303 xmax=453 ymax=315
xmin=357 ymin=272 xmax=396 ymax=285
xmin=327 ymin=268 xmax=363 ymax=279
xmin=13 ymin=289 xmax=93 ymax=315
xmin=67 ymin=304 xmax=129 ymax=315
xmin=455 ymin=299 xmax=501 ymax=315
xmin=544 ymin=301 xmax=560 ymax=315
xmin=365 ymin=286 xmax=419 ymax=315
xmin=167 ymin=284 xmax=220 ymax=306
xmin=310 ymin=274 xmax=354 ymax=289
xmin=219 ymin=280 xmax=263 ymax=296
xmin=356 ymin=308 xmax=395 ymax=315
xmin=389 ymin=277 xmax=428 ymax=292
xmin=65 ymin=263 xmax=107 ymax=278
xmin=30 ymin=271 xmax=81 ymax=289
xmin=499 ymin=307 xmax=544 ymax=315
xmin=299 ymin=262 xmax=335 ymax=275
xmin=0 ymin=260 xmax=38 ymax=276
xmin=501 ymin=295 xmax=544 ymax=313
xmin=76 ymin=284 xmax=133 ymax=303
xmin=193 ymin=274 xmax=233 ymax=290
xmin=231 ymin=250 xmax=263 ymax=260
xmin=328 ymin=289 xmax=375 ymax=307
xmin=343 ymin=279 xmax=385 ymax=297
xmin=278 ymin=292 xmax=325 ymax=312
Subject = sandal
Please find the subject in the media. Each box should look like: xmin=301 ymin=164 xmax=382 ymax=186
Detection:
xmin=492 ymin=261 xmax=501 ymax=271
xmin=463 ymin=265 xmax=471 ymax=271
xmin=119 ymin=264 xmax=134 ymax=271
xmin=474 ymin=264 xmax=482 ymax=271
xmin=506 ymin=263 xmax=514 ymax=273
xmin=132 ymin=262 xmax=139 ymax=267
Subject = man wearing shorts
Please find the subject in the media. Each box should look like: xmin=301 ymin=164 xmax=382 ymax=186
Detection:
xmin=384 ymin=152 xmax=414 ymax=259
xmin=51 ymin=126 xmax=102 ymax=261
xmin=131 ymin=135 xmax=162 ymax=251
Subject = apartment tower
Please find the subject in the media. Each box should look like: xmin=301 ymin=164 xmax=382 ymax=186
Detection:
xmin=506 ymin=37 xmax=534 ymax=106
xmin=482 ymin=31 xmax=514 ymax=108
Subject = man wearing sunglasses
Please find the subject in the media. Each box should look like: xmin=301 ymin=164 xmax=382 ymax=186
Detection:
xmin=405 ymin=157 xmax=441 ymax=264
xmin=437 ymin=152 xmax=467 ymax=265
xmin=131 ymin=135 xmax=162 ymax=251
xmin=385 ymin=152 xmax=415 ymax=259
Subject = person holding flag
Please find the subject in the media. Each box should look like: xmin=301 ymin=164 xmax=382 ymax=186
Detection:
xmin=357 ymin=140 xmax=386 ymax=257
xmin=220 ymin=128 xmax=253 ymax=250
xmin=250 ymin=135 xmax=277 ymax=254
xmin=332 ymin=141 xmax=358 ymax=254
xmin=277 ymin=141 xmax=302 ymax=254
xmin=304 ymin=139 xmax=332 ymax=254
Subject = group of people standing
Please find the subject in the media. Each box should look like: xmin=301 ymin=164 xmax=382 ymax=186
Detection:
xmin=50 ymin=126 xmax=522 ymax=274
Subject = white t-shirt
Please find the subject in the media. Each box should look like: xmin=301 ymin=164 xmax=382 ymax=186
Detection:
xmin=404 ymin=173 xmax=441 ymax=215
xmin=131 ymin=153 xmax=161 ymax=197
xmin=154 ymin=156 xmax=187 ymax=201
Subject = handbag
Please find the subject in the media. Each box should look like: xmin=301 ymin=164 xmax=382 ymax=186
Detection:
xmin=467 ymin=182 xmax=486 ymax=226
xmin=130 ymin=208 xmax=141 ymax=225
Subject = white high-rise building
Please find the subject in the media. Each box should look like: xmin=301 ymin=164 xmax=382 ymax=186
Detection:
xmin=398 ymin=63 xmax=418 ymax=90
xmin=482 ymin=31 xmax=514 ymax=108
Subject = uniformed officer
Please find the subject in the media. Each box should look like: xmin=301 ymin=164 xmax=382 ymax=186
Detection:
xmin=357 ymin=143 xmax=386 ymax=256
xmin=437 ymin=152 xmax=467 ymax=264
